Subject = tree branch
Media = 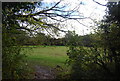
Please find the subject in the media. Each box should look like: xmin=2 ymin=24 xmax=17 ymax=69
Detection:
xmin=15 ymin=0 xmax=86 ymax=21
xmin=32 ymin=17 xmax=67 ymax=32
xmin=95 ymin=61 xmax=112 ymax=74
xmin=76 ymin=19 xmax=89 ymax=28
xmin=93 ymin=0 xmax=107 ymax=6
xmin=46 ymin=15 xmax=66 ymax=22
xmin=15 ymin=0 xmax=62 ymax=18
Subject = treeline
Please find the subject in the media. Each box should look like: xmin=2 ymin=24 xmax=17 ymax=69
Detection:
xmin=16 ymin=32 xmax=95 ymax=47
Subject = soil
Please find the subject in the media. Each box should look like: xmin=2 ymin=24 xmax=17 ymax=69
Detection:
xmin=34 ymin=65 xmax=56 ymax=79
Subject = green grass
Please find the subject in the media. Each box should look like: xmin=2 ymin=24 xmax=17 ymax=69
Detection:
xmin=22 ymin=46 xmax=69 ymax=68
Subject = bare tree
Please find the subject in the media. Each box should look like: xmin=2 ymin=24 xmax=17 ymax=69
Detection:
xmin=11 ymin=1 xmax=89 ymax=36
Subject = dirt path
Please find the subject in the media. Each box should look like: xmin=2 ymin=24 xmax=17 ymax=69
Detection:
xmin=34 ymin=65 xmax=56 ymax=79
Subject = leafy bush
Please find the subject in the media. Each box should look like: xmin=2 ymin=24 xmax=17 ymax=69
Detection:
xmin=2 ymin=27 xmax=31 ymax=79
xmin=65 ymin=32 xmax=116 ymax=80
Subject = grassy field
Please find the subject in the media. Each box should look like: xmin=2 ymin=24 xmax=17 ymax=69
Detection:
xmin=23 ymin=46 xmax=69 ymax=68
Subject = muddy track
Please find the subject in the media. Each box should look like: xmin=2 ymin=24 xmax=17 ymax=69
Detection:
xmin=34 ymin=65 xmax=56 ymax=79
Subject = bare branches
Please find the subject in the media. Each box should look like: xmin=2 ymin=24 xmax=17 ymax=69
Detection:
xmin=75 ymin=19 xmax=90 ymax=28
xmin=32 ymin=1 xmax=61 ymax=16
xmin=14 ymin=0 xmax=88 ymax=35
xmin=44 ymin=23 xmax=67 ymax=32
xmin=15 ymin=0 xmax=85 ymax=21
xmin=15 ymin=0 xmax=62 ymax=17
xmin=47 ymin=15 xmax=66 ymax=22
xmin=32 ymin=17 xmax=67 ymax=32
xmin=93 ymin=0 xmax=107 ymax=6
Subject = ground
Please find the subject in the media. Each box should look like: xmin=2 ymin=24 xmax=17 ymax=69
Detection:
xmin=34 ymin=65 xmax=55 ymax=79
xmin=33 ymin=65 xmax=64 ymax=79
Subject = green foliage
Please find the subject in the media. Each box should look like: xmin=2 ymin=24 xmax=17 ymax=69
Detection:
xmin=65 ymin=32 xmax=117 ymax=80
xmin=2 ymin=2 xmax=36 ymax=79
xmin=18 ymin=33 xmax=66 ymax=46
xmin=65 ymin=31 xmax=80 ymax=46
xmin=2 ymin=2 xmax=83 ymax=79
xmin=17 ymin=33 xmax=49 ymax=46
xmin=65 ymin=31 xmax=94 ymax=47
xmin=2 ymin=27 xmax=31 ymax=79
xmin=99 ymin=2 xmax=120 ymax=78
xmin=65 ymin=2 xmax=120 ymax=80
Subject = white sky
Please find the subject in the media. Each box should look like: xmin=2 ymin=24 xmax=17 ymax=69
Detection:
xmin=42 ymin=0 xmax=108 ymax=37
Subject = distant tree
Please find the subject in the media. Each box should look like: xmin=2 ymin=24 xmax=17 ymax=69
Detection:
xmin=65 ymin=31 xmax=80 ymax=46
xmin=79 ymin=35 xmax=93 ymax=47
xmin=34 ymin=33 xmax=47 ymax=45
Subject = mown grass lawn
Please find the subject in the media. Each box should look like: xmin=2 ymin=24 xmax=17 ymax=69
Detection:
xmin=22 ymin=46 xmax=69 ymax=68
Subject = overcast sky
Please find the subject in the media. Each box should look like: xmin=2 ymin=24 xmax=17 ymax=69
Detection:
xmin=41 ymin=0 xmax=108 ymax=37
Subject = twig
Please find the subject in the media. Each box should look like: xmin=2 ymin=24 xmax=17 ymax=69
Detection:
xmin=93 ymin=0 xmax=107 ymax=6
